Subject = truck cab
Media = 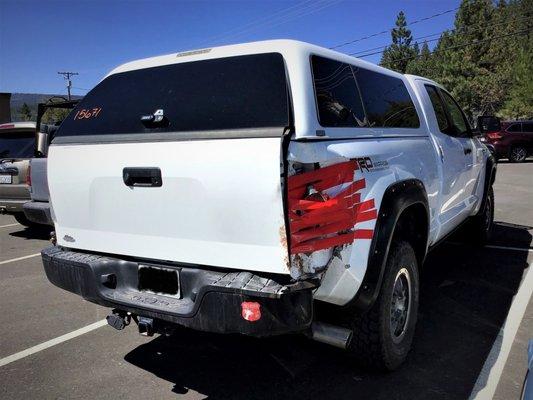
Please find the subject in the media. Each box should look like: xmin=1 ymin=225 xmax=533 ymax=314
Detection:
xmin=41 ymin=40 xmax=495 ymax=371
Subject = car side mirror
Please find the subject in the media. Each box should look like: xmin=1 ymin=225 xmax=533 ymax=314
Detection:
xmin=35 ymin=131 xmax=49 ymax=157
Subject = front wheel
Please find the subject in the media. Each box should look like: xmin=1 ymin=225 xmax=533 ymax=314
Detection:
xmin=509 ymin=146 xmax=527 ymax=163
xmin=469 ymin=187 xmax=494 ymax=246
xmin=348 ymin=240 xmax=419 ymax=371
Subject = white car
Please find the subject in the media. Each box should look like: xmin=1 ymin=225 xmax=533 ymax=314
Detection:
xmin=41 ymin=40 xmax=495 ymax=371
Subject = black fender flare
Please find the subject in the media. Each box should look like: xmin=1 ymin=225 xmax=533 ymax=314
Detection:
xmin=477 ymin=155 xmax=496 ymax=217
xmin=346 ymin=179 xmax=429 ymax=313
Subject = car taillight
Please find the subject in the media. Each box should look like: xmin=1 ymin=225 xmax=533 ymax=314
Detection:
xmin=287 ymin=160 xmax=377 ymax=255
xmin=26 ymin=165 xmax=31 ymax=187
xmin=487 ymin=131 xmax=502 ymax=140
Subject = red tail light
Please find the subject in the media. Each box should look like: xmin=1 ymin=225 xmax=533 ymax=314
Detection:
xmin=26 ymin=164 xmax=31 ymax=187
xmin=487 ymin=131 xmax=502 ymax=140
xmin=287 ymin=160 xmax=377 ymax=255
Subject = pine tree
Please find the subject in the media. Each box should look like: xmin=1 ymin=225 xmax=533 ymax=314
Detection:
xmin=500 ymin=44 xmax=533 ymax=118
xmin=18 ymin=103 xmax=32 ymax=121
xmin=380 ymin=11 xmax=418 ymax=73
xmin=406 ymin=41 xmax=433 ymax=77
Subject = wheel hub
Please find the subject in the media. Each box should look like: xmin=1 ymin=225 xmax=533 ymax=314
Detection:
xmin=390 ymin=268 xmax=412 ymax=343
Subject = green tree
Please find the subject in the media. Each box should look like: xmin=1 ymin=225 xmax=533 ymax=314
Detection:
xmin=380 ymin=11 xmax=418 ymax=73
xmin=500 ymin=45 xmax=533 ymax=118
xmin=406 ymin=41 xmax=433 ymax=77
xmin=18 ymin=102 xmax=32 ymax=121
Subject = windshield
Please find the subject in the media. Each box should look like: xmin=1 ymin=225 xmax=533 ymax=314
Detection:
xmin=0 ymin=132 xmax=35 ymax=159
xmin=55 ymin=53 xmax=290 ymax=140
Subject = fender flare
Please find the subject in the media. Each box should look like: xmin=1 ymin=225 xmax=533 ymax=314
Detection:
xmin=477 ymin=155 xmax=496 ymax=217
xmin=345 ymin=179 xmax=429 ymax=313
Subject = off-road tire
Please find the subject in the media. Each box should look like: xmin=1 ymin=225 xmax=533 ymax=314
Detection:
xmin=469 ymin=187 xmax=494 ymax=246
xmin=509 ymin=146 xmax=527 ymax=163
xmin=348 ymin=240 xmax=419 ymax=371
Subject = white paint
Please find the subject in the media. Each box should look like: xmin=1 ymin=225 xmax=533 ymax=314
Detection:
xmin=470 ymin=263 xmax=533 ymax=399
xmin=0 ymin=319 xmax=107 ymax=367
xmin=0 ymin=253 xmax=40 ymax=265
xmin=49 ymin=138 xmax=289 ymax=275
xmin=0 ymin=223 xmax=19 ymax=228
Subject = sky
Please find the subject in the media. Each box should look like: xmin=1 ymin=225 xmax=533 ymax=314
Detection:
xmin=0 ymin=0 xmax=459 ymax=95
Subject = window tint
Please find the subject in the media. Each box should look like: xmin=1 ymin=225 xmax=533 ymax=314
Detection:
xmin=311 ymin=56 xmax=366 ymax=127
xmin=507 ymin=123 xmax=522 ymax=132
xmin=425 ymin=85 xmax=450 ymax=133
xmin=522 ymin=123 xmax=533 ymax=133
xmin=311 ymin=55 xmax=420 ymax=129
xmin=56 ymin=53 xmax=290 ymax=138
xmin=354 ymin=67 xmax=420 ymax=128
xmin=0 ymin=132 xmax=34 ymax=159
xmin=440 ymin=90 xmax=470 ymax=137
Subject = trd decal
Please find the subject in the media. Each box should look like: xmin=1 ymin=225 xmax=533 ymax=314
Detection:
xmin=357 ymin=157 xmax=389 ymax=172
xmin=288 ymin=160 xmax=377 ymax=254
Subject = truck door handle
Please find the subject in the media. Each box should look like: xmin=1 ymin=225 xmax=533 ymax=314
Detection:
xmin=463 ymin=147 xmax=472 ymax=155
xmin=123 ymin=167 xmax=162 ymax=187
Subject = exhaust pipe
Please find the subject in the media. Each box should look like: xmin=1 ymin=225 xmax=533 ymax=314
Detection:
xmin=310 ymin=322 xmax=353 ymax=349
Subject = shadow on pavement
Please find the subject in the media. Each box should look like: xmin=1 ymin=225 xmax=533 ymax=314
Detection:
xmin=124 ymin=222 xmax=531 ymax=400
xmin=9 ymin=225 xmax=52 ymax=241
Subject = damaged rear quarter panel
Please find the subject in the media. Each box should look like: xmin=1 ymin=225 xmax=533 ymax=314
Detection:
xmin=287 ymin=137 xmax=438 ymax=305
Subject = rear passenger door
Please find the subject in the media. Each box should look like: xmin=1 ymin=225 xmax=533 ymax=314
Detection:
xmin=423 ymin=85 xmax=474 ymax=235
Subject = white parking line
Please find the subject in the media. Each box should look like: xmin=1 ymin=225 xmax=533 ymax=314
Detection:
xmin=0 ymin=223 xmax=19 ymax=228
xmin=0 ymin=253 xmax=41 ymax=265
xmin=0 ymin=319 xmax=107 ymax=367
xmin=470 ymin=262 xmax=533 ymax=399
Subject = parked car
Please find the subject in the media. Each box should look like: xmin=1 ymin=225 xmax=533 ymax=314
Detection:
xmin=0 ymin=121 xmax=36 ymax=225
xmin=23 ymin=100 xmax=78 ymax=226
xmin=480 ymin=118 xmax=533 ymax=162
xmin=41 ymin=40 xmax=495 ymax=371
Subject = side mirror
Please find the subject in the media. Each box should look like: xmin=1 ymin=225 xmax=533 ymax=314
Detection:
xmin=35 ymin=131 xmax=49 ymax=157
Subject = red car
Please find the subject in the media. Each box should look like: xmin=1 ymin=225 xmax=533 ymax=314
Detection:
xmin=480 ymin=118 xmax=533 ymax=162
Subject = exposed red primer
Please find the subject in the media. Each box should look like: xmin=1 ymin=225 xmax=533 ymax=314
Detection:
xmin=288 ymin=160 xmax=377 ymax=254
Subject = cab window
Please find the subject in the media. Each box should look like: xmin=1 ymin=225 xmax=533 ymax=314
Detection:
xmin=440 ymin=90 xmax=470 ymax=137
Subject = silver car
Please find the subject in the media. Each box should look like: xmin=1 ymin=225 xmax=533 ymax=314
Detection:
xmin=0 ymin=121 xmax=36 ymax=225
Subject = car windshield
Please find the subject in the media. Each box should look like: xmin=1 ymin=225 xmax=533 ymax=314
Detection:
xmin=0 ymin=132 xmax=35 ymax=159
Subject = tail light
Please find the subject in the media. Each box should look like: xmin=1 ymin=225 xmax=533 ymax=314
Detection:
xmin=487 ymin=131 xmax=502 ymax=140
xmin=287 ymin=160 xmax=377 ymax=255
xmin=26 ymin=164 xmax=31 ymax=187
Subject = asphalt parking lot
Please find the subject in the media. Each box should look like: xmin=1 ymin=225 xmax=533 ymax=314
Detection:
xmin=0 ymin=162 xmax=531 ymax=400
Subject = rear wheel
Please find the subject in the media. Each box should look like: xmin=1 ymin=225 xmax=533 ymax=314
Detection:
xmin=348 ymin=240 xmax=419 ymax=371
xmin=509 ymin=146 xmax=527 ymax=163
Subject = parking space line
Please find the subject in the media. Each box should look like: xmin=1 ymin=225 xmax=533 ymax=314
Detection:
xmin=0 ymin=253 xmax=41 ymax=265
xmin=0 ymin=223 xmax=19 ymax=228
xmin=469 ymin=262 xmax=533 ymax=399
xmin=0 ymin=319 xmax=107 ymax=367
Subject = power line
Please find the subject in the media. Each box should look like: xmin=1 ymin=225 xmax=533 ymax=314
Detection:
xmin=329 ymin=6 xmax=459 ymax=50
xmin=57 ymin=71 xmax=79 ymax=100
xmin=349 ymin=13 xmax=532 ymax=57
xmin=390 ymin=27 xmax=532 ymax=64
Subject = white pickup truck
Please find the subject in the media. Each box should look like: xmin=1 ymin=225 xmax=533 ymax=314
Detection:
xmin=41 ymin=40 xmax=495 ymax=371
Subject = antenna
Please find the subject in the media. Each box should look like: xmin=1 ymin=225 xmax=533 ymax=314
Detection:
xmin=57 ymin=71 xmax=79 ymax=100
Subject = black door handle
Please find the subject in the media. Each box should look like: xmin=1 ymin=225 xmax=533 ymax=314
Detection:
xmin=123 ymin=167 xmax=162 ymax=187
xmin=463 ymin=147 xmax=472 ymax=155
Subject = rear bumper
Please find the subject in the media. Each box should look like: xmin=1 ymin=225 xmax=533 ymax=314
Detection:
xmin=0 ymin=198 xmax=28 ymax=213
xmin=42 ymin=246 xmax=315 ymax=336
xmin=23 ymin=201 xmax=52 ymax=225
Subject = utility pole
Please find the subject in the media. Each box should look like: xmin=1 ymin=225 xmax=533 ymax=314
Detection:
xmin=57 ymin=71 xmax=79 ymax=100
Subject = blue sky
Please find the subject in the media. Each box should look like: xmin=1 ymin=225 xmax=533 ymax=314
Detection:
xmin=0 ymin=0 xmax=458 ymax=95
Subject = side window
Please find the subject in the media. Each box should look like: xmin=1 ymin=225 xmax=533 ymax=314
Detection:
xmin=507 ymin=123 xmax=522 ymax=133
xmin=425 ymin=85 xmax=450 ymax=133
xmin=354 ymin=68 xmax=420 ymax=128
xmin=311 ymin=56 xmax=366 ymax=127
xmin=440 ymin=90 xmax=470 ymax=137
xmin=522 ymin=123 xmax=533 ymax=133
